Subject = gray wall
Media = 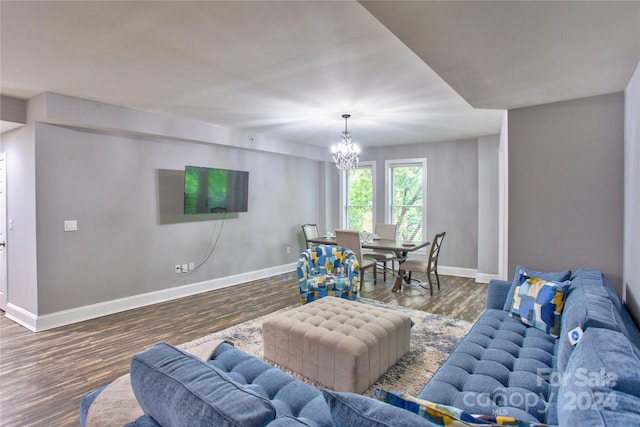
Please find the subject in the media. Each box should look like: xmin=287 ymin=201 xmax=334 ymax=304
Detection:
xmin=0 ymin=95 xmax=26 ymax=124
xmin=34 ymin=124 xmax=322 ymax=313
xmin=624 ymin=63 xmax=640 ymax=322
xmin=362 ymin=139 xmax=480 ymax=270
xmin=1 ymin=100 xmax=39 ymax=313
xmin=508 ymin=92 xmax=625 ymax=293
xmin=477 ymin=134 xmax=499 ymax=275
xmin=6 ymin=95 xmax=322 ymax=316
xmin=2 ymin=92 xmax=501 ymax=321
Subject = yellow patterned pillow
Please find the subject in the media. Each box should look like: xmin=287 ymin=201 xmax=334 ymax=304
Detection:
xmin=509 ymin=275 xmax=569 ymax=338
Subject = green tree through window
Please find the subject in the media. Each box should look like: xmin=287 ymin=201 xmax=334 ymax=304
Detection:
xmin=345 ymin=166 xmax=373 ymax=232
xmin=389 ymin=162 xmax=424 ymax=241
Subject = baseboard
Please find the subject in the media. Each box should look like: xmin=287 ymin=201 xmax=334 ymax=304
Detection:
xmin=438 ymin=266 xmax=477 ymax=279
xmin=400 ymin=262 xmax=499 ymax=284
xmin=4 ymin=262 xmax=297 ymax=332
xmin=475 ymin=273 xmax=501 ymax=284
xmin=5 ymin=303 xmax=38 ymax=332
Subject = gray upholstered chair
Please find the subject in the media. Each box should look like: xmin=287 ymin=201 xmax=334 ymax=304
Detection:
xmin=335 ymin=229 xmax=377 ymax=287
xmin=301 ymin=223 xmax=319 ymax=249
xmin=401 ymin=231 xmax=446 ymax=296
xmin=366 ymin=223 xmax=398 ymax=280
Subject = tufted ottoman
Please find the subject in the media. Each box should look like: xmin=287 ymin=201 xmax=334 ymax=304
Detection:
xmin=262 ymin=297 xmax=412 ymax=393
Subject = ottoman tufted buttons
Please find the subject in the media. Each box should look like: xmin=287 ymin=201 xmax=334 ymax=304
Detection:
xmin=263 ymin=297 xmax=412 ymax=393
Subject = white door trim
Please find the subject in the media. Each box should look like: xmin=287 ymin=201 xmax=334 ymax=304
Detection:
xmin=0 ymin=153 xmax=7 ymax=311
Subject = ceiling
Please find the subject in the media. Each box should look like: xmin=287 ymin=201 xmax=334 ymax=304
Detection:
xmin=361 ymin=1 xmax=640 ymax=110
xmin=1 ymin=1 xmax=638 ymax=149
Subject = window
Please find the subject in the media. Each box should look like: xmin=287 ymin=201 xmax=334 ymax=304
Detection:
xmin=342 ymin=162 xmax=375 ymax=232
xmin=386 ymin=159 xmax=427 ymax=241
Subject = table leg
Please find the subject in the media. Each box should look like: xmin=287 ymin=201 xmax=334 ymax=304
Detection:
xmin=392 ymin=268 xmax=405 ymax=292
xmin=391 ymin=250 xmax=409 ymax=292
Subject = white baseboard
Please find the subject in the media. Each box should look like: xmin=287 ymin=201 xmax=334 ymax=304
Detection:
xmin=4 ymin=262 xmax=297 ymax=332
xmin=5 ymin=303 xmax=38 ymax=332
xmin=438 ymin=266 xmax=477 ymax=279
xmin=475 ymin=273 xmax=501 ymax=283
xmin=419 ymin=265 xmax=499 ymax=283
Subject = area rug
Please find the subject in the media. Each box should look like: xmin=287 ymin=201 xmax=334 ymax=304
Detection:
xmin=180 ymin=297 xmax=473 ymax=397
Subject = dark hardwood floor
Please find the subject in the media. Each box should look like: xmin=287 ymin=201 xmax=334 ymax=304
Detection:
xmin=0 ymin=270 xmax=487 ymax=426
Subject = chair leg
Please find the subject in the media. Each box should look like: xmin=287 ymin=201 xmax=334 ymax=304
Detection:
xmin=373 ymin=266 xmax=377 ymax=285
xmin=435 ymin=268 xmax=440 ymax=290
xmin=426 ymin=273 xmax=433 ymax=296
xmin=382 ymin=261 xmax=387 ymax=281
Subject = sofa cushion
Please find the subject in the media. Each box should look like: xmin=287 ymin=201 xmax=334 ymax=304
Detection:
xmin=503 ymin=266 xmax=572 ymax=312
xmin=558 ymin=328 xmax=640 ymax=425
xmin=417 ymin=309 xmax=557 ymax=424
xmin=130 ymin=342 xmax=276 ymax=427
xmin=124 ymin=415 xmax=161 ymax=427
xmin=569 ymin=268 xmax=621 ymax=313
xmin=509 ymin=276 xmax=569 ymax=338
xmin=321 ymin=390 xmax=435 ymax=427
xmin=126 ymin=415 xmax=321 ymax=427
xmin=208 ymin=342 xmax=333 ymax=426
xmin=556 ymin=288 xmax=628 ymax=373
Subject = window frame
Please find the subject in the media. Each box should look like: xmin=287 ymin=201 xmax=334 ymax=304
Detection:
xmin=384 ymin=158 xmax=427 ymax=246
xmin=339 ymin=161 xmax=376 ymax=231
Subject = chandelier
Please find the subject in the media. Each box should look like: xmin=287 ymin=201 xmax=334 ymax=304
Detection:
xmin=331 ymin=114 xmax=360 ymax=171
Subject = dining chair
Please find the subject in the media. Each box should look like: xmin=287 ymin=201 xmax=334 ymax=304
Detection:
xmin=335 ymin=229 xmax=377 ymax=287
xmin=366 ymin=223 xmax=398 ymax=281
xmin=401 ymin=231 xmax=446 ymax=296
xmin=301 ymin=224 xmax=319 ymax=249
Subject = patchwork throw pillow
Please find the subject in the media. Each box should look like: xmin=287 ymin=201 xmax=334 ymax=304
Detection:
xmin=374 ymin=389 xmax=549 ymax=427
xmin=503 ymin=266 xmax=571 ymax=311
xmin=509 ymin=275 xmax=569 ymax=338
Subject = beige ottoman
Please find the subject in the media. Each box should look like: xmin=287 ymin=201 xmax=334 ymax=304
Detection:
xmin=263 ymin=297 xmax=412 ymax=393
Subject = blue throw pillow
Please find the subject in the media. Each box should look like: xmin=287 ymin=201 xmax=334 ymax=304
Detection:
xmin=130 ymin=342 xmax=276 ymax=427
xmin=503 ymin=266 xmax=571 ymax=312
xmin=558 ymin=328 xmax=640 ymax=425
xmin=321 ymin=389 xmax=434 ymax=427
xmin=509 ymin=275 xmax=569 ymax=338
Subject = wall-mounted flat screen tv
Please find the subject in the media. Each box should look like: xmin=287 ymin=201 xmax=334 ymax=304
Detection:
xmin=184 ymin=166 xmax=249 ymax=214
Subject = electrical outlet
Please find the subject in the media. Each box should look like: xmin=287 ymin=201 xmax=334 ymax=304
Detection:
xmin=286 ymin=246 xmax=291 ymax=254
xmin=175 ymin=264 xmax=181 ymax=274
xmin=181 ymin=264 xmax=189 ymax=273
xmin=189 ymin=262 xmax=195 ymax=271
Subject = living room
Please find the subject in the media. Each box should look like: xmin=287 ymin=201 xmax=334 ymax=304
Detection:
xmin=1 ymin=1 xmax=639 ymax=426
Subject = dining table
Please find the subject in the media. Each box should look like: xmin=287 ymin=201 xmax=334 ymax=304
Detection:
xmin=305 ymin=236 xmax=431 ymax=292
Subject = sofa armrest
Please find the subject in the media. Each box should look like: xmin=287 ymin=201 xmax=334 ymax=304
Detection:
xmin=486 ymin=279 xmax=512 ymax=310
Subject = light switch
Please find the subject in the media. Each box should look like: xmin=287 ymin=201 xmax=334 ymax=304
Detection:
xmin=64 ymin=220 xmax=78 ymax=232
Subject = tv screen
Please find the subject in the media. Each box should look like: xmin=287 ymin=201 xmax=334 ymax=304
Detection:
xmin=184 ymin=166 xmax=249 ymax=214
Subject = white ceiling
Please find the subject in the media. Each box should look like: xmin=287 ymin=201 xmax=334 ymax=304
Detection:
xmin=361 ymin=1 xmax=640 ymax=110
xmin=1 ymin=1 xmax=638 ymax=148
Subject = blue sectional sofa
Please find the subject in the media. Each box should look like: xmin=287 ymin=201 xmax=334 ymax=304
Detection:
xmin=80 ymin=268 xmax=640 ymax=426
xmin=417 ymin=267 xmax=640 ymax=425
